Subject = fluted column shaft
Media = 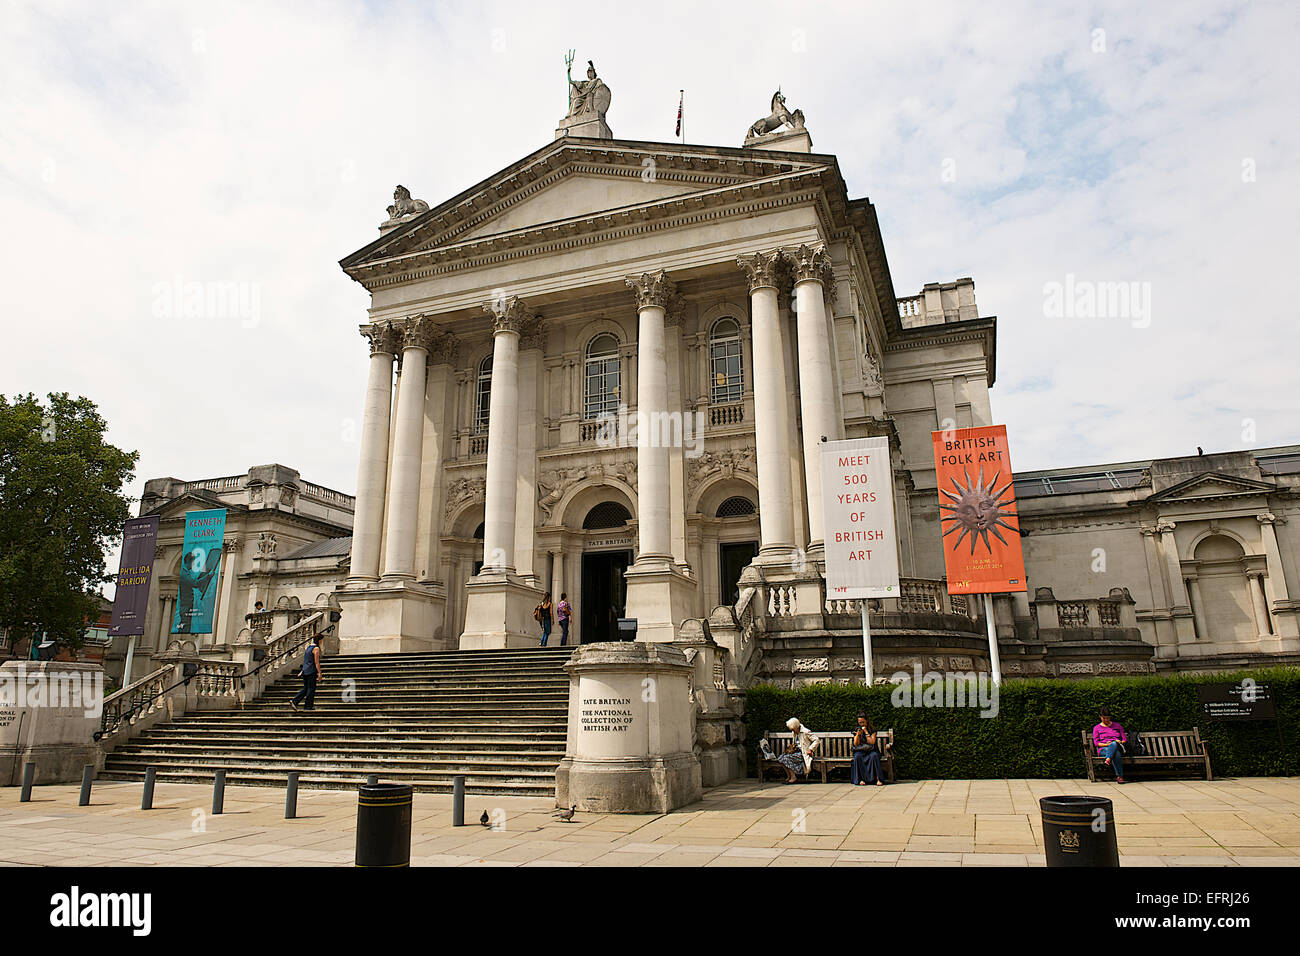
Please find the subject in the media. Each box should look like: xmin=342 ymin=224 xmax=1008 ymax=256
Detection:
xmin=738 ymin=252 xmax=794 ymax=555
xmin=381 ymin=324 xmax=430 ymax=581
xmin=348 ymin=327 xmax=397 ymax=585
xmin=482 ymin=305 xmax=525 ymax=572
xmin=626 ymin=271 xmax=679 ymax=564
xmin=791 ymin=244 xmax=839 ymax=551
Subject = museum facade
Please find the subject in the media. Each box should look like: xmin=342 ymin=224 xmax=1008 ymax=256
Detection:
xmin=109 ymin=84 xmax=1300 ymax=688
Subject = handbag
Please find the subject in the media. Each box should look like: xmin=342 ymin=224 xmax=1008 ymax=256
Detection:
xmin=1124 ymin=731 xmax=1145 ymax=757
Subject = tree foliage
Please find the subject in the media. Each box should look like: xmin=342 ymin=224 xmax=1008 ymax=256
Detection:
xmin=0 ymin=393 xmax=138 ymax=646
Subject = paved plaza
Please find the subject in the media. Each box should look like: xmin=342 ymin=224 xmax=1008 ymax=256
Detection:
xmin=2 ymin=776 xmax=1299 ymax=867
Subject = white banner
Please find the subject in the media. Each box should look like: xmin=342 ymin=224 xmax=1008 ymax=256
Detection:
xmin=820 ymin=436 xmax=900 ymax=599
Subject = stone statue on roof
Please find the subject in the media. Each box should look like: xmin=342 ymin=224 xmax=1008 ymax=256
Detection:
xmin=379 ymin=185 xmax=430 ymax=233
xmin=556 ymin=51 xmax=613 ymax=140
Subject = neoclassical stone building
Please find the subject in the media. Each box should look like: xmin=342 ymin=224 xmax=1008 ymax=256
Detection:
xmin=113 ymin=85 xmax=1300 ymax=684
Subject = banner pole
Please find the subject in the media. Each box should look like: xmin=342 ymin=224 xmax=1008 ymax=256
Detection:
xmin=983 ymin=593 xmax=1002 ymax=685
xmin=861 ymin=600 xmax=873 ymax=685
xmin=123 ymin=634 xmax=137 ymax=686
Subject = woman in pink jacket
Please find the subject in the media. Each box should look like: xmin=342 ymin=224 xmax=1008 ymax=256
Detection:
xmin=1092 ymin=707 xmax=1128 ymax=783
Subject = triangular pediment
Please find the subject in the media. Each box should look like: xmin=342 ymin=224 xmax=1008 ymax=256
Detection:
xmin=1145 ymin=472 xmax=1276 ymax=502
xmin=339 ymin=137 xmax=839 ymax=282
xmin=144 ymin=491 xmax=248 ymax=520
xmin=451 ymin=170 xmax=720 ymax=242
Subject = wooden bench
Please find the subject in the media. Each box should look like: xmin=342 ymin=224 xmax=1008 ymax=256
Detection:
xmin=1082 ymin=728 xmax=1212 ymax=782
xmin=758 ymin=729 xmax=895 ymax=784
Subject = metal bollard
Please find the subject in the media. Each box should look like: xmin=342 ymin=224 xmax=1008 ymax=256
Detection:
xmin=141 ymin=767 xmax=156 ymax=810
xmin=212 ymin=770 xmax=226 ymax=815
xmin=19 ymin=762 xmax=35 ymax=802
xmin=78 ymin=765 xmax=95 ymax=806
xmin=285 ymin=772 xmax=299 ymax=820
xmin=452 ymin=775 xmax=465 ymax=827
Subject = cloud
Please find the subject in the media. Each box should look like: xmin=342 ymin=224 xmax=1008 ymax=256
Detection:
xmin=1 ymin=0 xmax=1295 ymax=580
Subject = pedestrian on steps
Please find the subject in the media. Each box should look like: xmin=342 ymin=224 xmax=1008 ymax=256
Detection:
xmin=534 ymin=592 xmax=554 ymax=647
xmin=291 ymin=634 xmax=324 ymax=712
xmin=556 ymin=593 xmax=572 ymax=646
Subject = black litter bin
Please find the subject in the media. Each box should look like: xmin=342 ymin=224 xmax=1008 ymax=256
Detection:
xmin=1040 ymin=794 xmax=1119 ymax=867
xmin=355 ymin=783 xmax=413 ymax=867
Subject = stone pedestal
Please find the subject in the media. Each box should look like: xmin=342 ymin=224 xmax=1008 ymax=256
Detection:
xmin=744 ymin=128 xmax=813 ymax=153
xmin=623 ymin=561 xmax=698 ymax=644
xmin=458 ymin=571 xmax=544 ymax=649
xmin=1 ymin=661 xmax=105 ymax=785
xmin=335 ymin=582 xmax=445 ymax=655
xmin=555 ymin=643 xmax=702 ymax=814
xmin=555 ymin=116 xmax=612 ymax=140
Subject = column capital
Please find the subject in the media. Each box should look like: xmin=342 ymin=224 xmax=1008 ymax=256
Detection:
xmin=736 ymin=250 xmax=786 ymax=292
xmin=625 ymin=270 xmax=678 ymax=311
xmin=1257 ymin=512 xmax=1278 ymax=526
xmin=481 ymin=295 xmax=534 ymax=335
xmin=399 ymin=314 xmax=443 ymax=352
xmin=519 ymin=316 xmax=548 ymax=351
xmin=428 ymin=329 xmax=459 ymax=366
xmin=1140 ymin=525 xmax=1160 ymax=537
xmin=788 ymin=243 xmax=833 ymax=286
xmin=1155 ymin=518 xmax=1177 ymax=533
xmin=361 ymin=321 xmax=401 ymax=356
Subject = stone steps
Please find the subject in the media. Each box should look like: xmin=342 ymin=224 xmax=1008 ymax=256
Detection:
xmin=99 ymin=646 xmax=574 ymax=795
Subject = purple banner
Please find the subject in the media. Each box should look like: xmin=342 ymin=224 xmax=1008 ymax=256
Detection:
xmin=108 ymin=515 xmax=160 ymax=637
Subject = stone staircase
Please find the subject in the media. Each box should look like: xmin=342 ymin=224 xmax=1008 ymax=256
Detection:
xmin=98 ymin=646 xmax=573 ymax=796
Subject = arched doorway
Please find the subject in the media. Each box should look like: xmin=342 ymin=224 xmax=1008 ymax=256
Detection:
xmin=580 ymin=500 xmax=633 ymax=644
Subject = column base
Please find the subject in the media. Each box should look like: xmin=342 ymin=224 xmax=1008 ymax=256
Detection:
xmin=623 ymin=560 xmax=698 ymax=644
xmin=335 ymin=582 xmax=447 ymax=655
xmin=459 ymin=570 xmax=545 ymax=649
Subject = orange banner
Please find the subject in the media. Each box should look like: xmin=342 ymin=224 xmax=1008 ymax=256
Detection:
xmin=931 ymin=424 xmax=1027 ymax=593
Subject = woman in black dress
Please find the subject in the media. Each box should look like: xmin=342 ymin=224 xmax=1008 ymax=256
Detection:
xmin=850 ymin=713 xmax=884 ymax=786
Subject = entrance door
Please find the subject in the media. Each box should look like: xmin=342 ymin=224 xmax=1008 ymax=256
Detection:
xmin=580 ymin=550 xmax=632 ymax=643
xmin=719 ymin=541 xmax=759 ymax=606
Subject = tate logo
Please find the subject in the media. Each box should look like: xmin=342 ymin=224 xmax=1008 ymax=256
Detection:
xmin=49 ymin=886 xmax=151 ymax=937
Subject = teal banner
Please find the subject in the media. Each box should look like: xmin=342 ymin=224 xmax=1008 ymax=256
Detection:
xmin=171 ymin=508 xmax=227 ymax=635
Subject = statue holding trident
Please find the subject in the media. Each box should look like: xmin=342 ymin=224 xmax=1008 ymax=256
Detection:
xmin=556 ymin=50 xmax=612 ymax=139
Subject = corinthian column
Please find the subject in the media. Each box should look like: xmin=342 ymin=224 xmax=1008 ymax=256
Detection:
xmin=737 ymin=250 xmax=794 ymax=557
xmin=790 ymin=243 xmax=839 ymax=551
xmin=481 ymin=297 xmax=529 ymax=572
xmin=347 ymin=323 xmax=398 ymax=586
xmin=622 ymin=270 xmax=697 ymax=644
xmin=381 ymin=316 xmax=435 ymax=582
xmin=626 ymin=270 xmax=677 ymax=564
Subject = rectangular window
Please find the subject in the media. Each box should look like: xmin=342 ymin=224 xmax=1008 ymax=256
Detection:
xmin=711 ymin=339 xmax=743 ymax=404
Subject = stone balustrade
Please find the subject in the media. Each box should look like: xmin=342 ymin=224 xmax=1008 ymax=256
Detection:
xmin=1030 ymin=587 xmax=1139 ymax=640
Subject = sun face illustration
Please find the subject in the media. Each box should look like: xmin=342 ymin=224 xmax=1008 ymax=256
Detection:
xmin=939 ymin=466 xmax=1019 ymax=555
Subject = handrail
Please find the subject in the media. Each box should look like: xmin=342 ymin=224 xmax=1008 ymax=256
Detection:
xmin=241 ymin=611 xmax=326 ymax=685
xmin=101 ymin=663 xmax=174 ymax=709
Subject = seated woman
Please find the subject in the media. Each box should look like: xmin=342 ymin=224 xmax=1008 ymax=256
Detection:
xmin=776 ymin=717 xmax=820 ymax=784
xmin=850 ymin=713 xmax=884 ymax=786
xmin=1092 ymin=707 xmax=1128 ymax=784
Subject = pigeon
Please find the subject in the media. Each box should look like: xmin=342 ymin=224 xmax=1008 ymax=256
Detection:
xmin=553 ymin=805 xmax=577 ymax=823
xmin=480 ymin=810 xmax=491 ymax=827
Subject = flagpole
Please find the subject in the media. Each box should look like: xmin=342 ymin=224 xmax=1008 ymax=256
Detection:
xmin=680 ymin=89 xmax=684 ymax=144
xmin=983 ymin=593 xmax=1002 ymax=685
xmin=860 ymin=599 xmax=874 ymax=685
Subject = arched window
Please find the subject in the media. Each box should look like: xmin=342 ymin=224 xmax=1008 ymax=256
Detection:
xmin=716 ymin=496 xmax=756 ymax=518
xmin=474 ymin=355 xmax=492 ymax=434
xmin=584 ymin=333 xmax=621 ymax=420
xmin=710 ymin=318 xmax=743 ymax=404
xmin=583 ymin=501 xmax=631 ymax=529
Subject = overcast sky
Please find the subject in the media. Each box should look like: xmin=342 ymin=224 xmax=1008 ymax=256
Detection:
xmin=3 ymin=0 xmax=1297 ymax=578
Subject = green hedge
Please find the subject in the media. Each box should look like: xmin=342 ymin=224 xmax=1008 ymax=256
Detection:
xmin=743 ymin=668 xmax=1300 ymax=779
